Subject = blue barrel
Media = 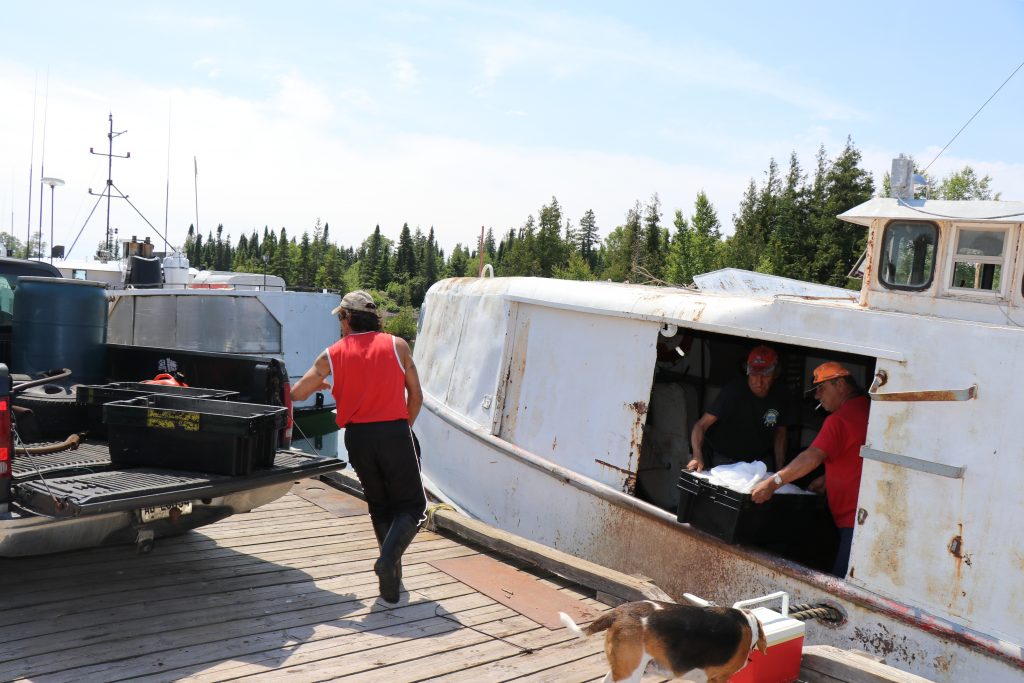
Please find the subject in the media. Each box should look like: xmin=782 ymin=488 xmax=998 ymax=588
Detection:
xmin=12 ymin=277 xmax=108 ymax=384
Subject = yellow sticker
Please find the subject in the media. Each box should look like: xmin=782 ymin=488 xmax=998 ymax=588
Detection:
xmin=146 ymin=409 xmax=201 ymax=431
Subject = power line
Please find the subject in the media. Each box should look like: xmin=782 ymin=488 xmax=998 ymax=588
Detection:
xmin=923 ymin=59 xmax=1024 ymax=174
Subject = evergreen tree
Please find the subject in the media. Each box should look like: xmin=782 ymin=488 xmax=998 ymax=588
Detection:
xmin=363 ymin=225 xmax=383 ymax=290
xmin=689 ymin=191 xmax=723 ymax=278
xmin=810 ymin=137 xmax=875 ymax=287
xmin=665 ymin=210 xmax=692 ymax=285
xmin=642 ymin=193 xmax=665 ymax=278
xmin=537 ymin=197 xmax=564 ymax=277
xmin=273 ymin=227 xmax=291 ymax=282
xmin=395 ymin=222 xmax=416 ymax=280
xmin=763 ymin=152 xmax=809 ymax=279
xmin=446 ymin=243 xmax=471 ymax=277
xmin=577 ymin=209 xmax=600 ymax=271
xmin=297 ymin=231 xmax=312 ymax=288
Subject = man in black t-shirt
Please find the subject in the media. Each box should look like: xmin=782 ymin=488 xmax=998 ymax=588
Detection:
xmin=687 ymin=345 xmax=788 ymax=472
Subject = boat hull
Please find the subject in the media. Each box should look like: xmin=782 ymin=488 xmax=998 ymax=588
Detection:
xmin=419 ymin=396 xmax=1021 ymax=682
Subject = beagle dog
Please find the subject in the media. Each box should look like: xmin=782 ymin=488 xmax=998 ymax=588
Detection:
xmin=560 ymin=600 xmax=767 ymax=683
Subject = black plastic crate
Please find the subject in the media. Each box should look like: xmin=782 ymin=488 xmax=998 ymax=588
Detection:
xmin=104 ymin=395 xmax=286 ymax=475
xmin=677 ymin=470 xmax=821 ymax=545
xmin=77 ymin=383 xmax=239 ymax=435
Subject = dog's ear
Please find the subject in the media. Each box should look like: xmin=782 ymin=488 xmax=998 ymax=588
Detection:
xmin=755 ymin=617 xmax=768 ymax=655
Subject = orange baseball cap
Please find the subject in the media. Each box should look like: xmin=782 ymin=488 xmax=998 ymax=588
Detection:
xmin=807 ymin=361 xmax=851 ymax=392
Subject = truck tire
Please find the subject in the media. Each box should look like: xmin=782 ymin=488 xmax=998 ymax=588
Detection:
xmin=12 ymin=385 xmax=89 ymax=442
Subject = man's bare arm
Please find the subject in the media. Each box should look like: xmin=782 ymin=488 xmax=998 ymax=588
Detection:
xmin=687 ymin=412 xmax=718 ymax=471
xmin=291 ymin=351 xmax=331 ymax=402
xmin=396 ymin=338 xmax=423 ymax=425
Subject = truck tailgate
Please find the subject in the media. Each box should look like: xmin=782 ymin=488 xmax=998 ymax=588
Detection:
xmin=14 ymin=447 xmax=345 ymax=518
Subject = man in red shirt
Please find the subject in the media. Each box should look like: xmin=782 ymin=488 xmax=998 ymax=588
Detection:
xmin=292 ymin=290 xmax=425 ymax=603
xmin=751 ymin=361 xmax=869 ymax=577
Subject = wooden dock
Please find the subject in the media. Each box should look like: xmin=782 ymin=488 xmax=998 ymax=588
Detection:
xmin=0 ymin=478 xmax=664 ymax=683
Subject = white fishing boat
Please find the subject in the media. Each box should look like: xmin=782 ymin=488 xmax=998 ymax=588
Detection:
xmin=412 ymin=168 xmax=1024 ymax=681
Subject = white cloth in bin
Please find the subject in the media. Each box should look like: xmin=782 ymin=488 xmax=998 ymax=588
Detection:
xmin=694 ymin=461 xmax=812 ymax=495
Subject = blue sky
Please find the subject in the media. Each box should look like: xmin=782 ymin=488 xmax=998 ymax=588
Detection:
xmin=2 ymin=1 xmax=1023 ymax=259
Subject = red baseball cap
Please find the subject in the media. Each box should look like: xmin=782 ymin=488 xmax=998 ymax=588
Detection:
xmin=806 ymin=361 xmax=851 ymax=392
xmin=746 ymin=345 xmax=778 ymax=376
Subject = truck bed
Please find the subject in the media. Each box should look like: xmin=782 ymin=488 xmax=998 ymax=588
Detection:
xmin=12 ymin=439 xmax=344 ymax=518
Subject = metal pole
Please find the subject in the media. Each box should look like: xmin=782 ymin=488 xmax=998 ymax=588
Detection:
xmin=49 ymin=185 xmax=54 ymax=264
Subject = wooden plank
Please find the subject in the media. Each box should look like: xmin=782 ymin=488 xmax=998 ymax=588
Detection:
xmin=801 ymin=645 xmax=935 ymax=683
xmin=0 ymin=487 xmax=644 ymax=683
xmin=0 ymin=571 xmax=481 ymax=682
xmin=323 ymin=470 xmax=673 ymax=604
xmin=66 ymin=594 xmax=507 ymax=683
xmin=432 ymin=554 xmax=600 ymax=629
xmin=428 ymin=506 xmax=673 ymax=604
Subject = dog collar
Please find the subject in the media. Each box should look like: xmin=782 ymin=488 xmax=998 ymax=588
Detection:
xmin=742 ymin=610 xmax=761 ymax=652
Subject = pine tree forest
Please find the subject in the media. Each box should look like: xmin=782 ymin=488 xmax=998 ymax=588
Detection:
xmin=169 ymin=142 xmax=995 ymax=341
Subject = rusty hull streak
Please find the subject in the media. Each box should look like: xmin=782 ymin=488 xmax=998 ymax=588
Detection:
xmin=625 ymin=400 xmax=649 ymax=495
xmin=871 ymin=467 xmax=908 ymax=586
xmin=852 ymin=622 xmax=927 ymax=665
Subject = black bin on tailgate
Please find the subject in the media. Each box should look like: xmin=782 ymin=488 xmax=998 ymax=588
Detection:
xmin=78 ymin=383 xmax=239 ymax=435
xmin=104 ymin=395 xmax=286 ymax=475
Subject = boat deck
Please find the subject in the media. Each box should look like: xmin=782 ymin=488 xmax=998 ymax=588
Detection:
xmin=0 ymin=479 xmax=676 ymax=682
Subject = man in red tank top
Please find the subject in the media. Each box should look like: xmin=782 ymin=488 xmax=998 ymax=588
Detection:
xmin=292 ymin=290 xmax=425 ymax=603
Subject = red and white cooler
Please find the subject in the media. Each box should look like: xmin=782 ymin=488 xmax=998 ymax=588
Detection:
xmin=729 ymin=591 xmax=805 ymax=683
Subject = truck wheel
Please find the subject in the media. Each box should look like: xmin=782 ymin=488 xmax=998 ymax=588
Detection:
xmin=13 ymin=386 xmax=89 ymax=441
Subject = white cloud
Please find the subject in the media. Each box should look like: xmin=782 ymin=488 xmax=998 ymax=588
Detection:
xmin=391 ymin=57 xmax=419 ymax=90
xmin=192 ymin=58 xmax=220 ymax=80
xmin=137 ymin=11 xmax=234 ymax=31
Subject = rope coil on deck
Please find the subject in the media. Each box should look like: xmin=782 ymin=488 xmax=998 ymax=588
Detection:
xmin=787 ymin=603 xmax=845 ymax=625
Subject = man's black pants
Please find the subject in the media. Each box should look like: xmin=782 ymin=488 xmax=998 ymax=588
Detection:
xmin=344 ymin=419 xmax=426 ymax=527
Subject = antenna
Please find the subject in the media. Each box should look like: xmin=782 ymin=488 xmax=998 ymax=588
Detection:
xmin=37 ymin=68 xmax=51 ymax=261
xmin=193 ymin=156 xmax=200 ymax=237
xmin=25 ymin=73 xmax=38 ymax=258
xmin=89 ymin=113 xmax=130 ymax=255
xmin=164 ymin=100 xmax=171 ymax=251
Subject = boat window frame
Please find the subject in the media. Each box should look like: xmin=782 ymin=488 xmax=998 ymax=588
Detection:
xmin=942 ymin=222 xmax=1010 ymax=298
xmin=877 ymin=220 xmax=939 ymax=292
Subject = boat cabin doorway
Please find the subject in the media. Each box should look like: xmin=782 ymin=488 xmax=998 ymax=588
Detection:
xmin=637 ymin=325 xmax=876 ymax=573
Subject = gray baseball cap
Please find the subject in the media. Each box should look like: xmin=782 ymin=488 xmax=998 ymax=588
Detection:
xmin=331 ymin=290 xmax=378 ymax=315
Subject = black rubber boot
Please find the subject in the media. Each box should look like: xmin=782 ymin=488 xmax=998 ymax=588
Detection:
xmin=374 ymin=514 xmax=419 ymax=603
xmin=371 ymin=518 xmax=399 ymax=579
xmin=371 ymin=519 xmax=391 ymax=549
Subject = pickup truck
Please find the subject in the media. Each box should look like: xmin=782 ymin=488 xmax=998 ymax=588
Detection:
xmin=0 ymin=257 xmax=344 ymax=556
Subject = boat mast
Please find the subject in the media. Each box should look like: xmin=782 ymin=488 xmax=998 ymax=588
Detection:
xmin=89 ymin=113 xmax=130 ymax=256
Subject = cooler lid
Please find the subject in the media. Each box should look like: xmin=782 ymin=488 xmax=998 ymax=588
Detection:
xmin=752 ymin=606 xmax=805 ymax=646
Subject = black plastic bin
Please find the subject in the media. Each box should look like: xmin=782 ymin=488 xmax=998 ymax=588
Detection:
xmin=676 ymin=470 xmax=822 ymax=545
xmin=77 ymin=383 xmax=239 ymax=435
xmin=104 ymin=395 xmax=287 ymax=476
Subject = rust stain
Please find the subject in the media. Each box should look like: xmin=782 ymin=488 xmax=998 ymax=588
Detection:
xmin=625 ymin=400 xmax=649 ymax=493
xmin=692 ymin=302 xmax=706 ymax=322
xmin=498 ymin=311 xmax=530 ymax=440
xmin=594 ymin=459 xmax=635 ymax=476
xmin=860 ymin=224 xmax=876 ymax=308
xmin=852 ymin=622 xmax=926 ymax=664
xmin=870 ymin=467 xmax=907 ymax=586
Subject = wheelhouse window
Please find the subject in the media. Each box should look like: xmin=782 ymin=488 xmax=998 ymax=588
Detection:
xmin=879 ymin=221 xmax=938 ymax=291
xmin=72 ymin=269 xmax=88 ymax=280
xmin=947 ymin=226 xmax=1006 ymax=294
